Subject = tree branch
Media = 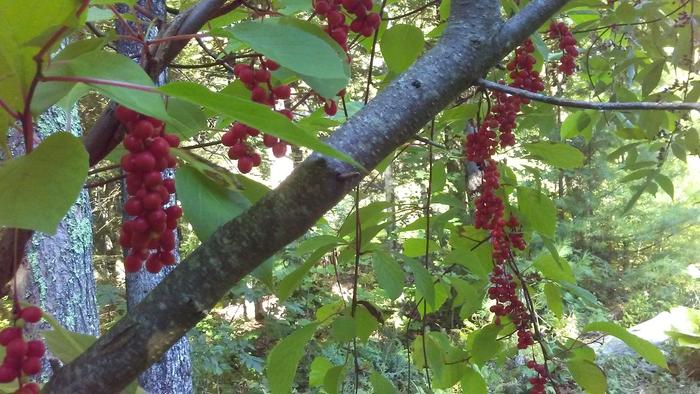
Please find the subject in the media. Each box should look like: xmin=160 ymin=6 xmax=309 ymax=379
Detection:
xmin=45 ymin=0 xmax=570 ymax=391
xmin=476 ymin=78 xmax=700 ymax=111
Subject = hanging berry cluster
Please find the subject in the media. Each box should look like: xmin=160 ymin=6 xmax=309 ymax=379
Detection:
xmin=313 ymin=0 xmax=380 ymax=115
xmin=223 ymin=59 xmax=293 ymax=173
xmin=0 ymin=305 xmax=46 ymax=393
xmin=548 ymin=21 xmax=578 ymax=76
xmin=116 ymin=106 xmax=183 ymax=274
xmin=466 ymin=39 xmax=550 ymax=394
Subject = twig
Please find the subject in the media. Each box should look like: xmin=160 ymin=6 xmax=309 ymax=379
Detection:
xmin=476 ymin=78 xmax=700 ymax=111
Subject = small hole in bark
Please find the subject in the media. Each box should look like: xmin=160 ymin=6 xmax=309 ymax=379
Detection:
xmin=412 ymin=80 xmax=422 ymax=88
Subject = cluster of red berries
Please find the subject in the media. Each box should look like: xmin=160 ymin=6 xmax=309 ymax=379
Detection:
xmin=313 ymin=0 xmax=380 ymax=115
xmin=507 ymin=39 xmax=545 ymax=98
xmin=116 ymin=106 xmax=183 ymax=274
xmin=0 ymin=306 xmax=46 ymax=393
xmin=548 ymin=21 xmax=578 ymax=76
xmin=527 ymin=359 xmax=550 ymax=394
xmin=225 ymin=59 xmax=293 ymax=173
xmin=466 ymin=39 xmax=546 ymax=163
xmin=466 ymin=39 xmax=552 ymax=393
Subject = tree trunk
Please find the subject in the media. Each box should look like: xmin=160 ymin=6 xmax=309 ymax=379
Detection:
xmin=117 ymin=2 xmax=193 ymax=393
xmin=12 ymin=106 xmax=100 ymax=378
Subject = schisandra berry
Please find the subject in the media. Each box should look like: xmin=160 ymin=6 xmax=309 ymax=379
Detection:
xmin=116 ymin=106 xmax=181 ymax=274
xmin=549 ymin=21 xmax=579 ymax=76
xmin=0 ymin=305 xmax=46 ymax=387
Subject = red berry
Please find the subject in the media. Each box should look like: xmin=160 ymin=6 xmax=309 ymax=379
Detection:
xmin=123 ymin=135 xmax=143 ymax=152
xmin=132 ymin=152 xmax=156 ymax=172
xmin=254 ymin=69 xmax=271 ymax=83
xmin=314 ymin=0 xmax=330 ymax=14
xmin=145 ymin=257 xmax=163 ymax=274
xmin=238 ymin=156 xmax=254 ymax=173
xmin=142 ymin=193 xmax=162 ymax=211
xmin=6 ymin=338 xmax=27 ymax=358
xmin=124 ymin=198 xmax=143 ymax=216
xmin=250 ymin=153 xmax=262 ymax=166
xmin=233 ymin=63 xmax=250 ymax=76
xmin=0 ymin=327 xmax=22 ymax=346
xmin=124 ymin=255 xmax=142 ymax=273
xmin=163 ymin=179 xmax=176 ymax=194
xmin=263 ymin=59 xmax=280 ymax=71
xmin=221 ymin=131 xmax=237 ymax=146
xmin=251 ymin=86 xmax=266 ymax=103
xmin=324 ymin=100 xmax=338 ymax=116
xmin=147 ymin=209 xmax=167 ymax=226
xmin=272 ymin=142 xmax=287 ymax=158
xmin=272 ymin=85 xmax=291 ymax=100
xmin=263 ymin=134 xmax=279 ymax=147
xmin=327 ymin=10 xmax=344 ymax=26
xmin=132 ymin=120 xmax=155 ymax=139
xmin=22 ymin=357 xmax=41 ymax=375
xmin=0 ymin=366 xmax=18 ymax=383
xmin=143 ymin=171 xmax=162 ymax=188
xmin=115 ymin=106 xmax=139 ymax=123
xmin=19 ymin=383 xmax=40 ymax=394
xmin=166 ymin=205 xmax=183 ymax=220
xmin=26 ymin=340 xmax=45 ymax=358
xmin=239 ymin=68 xmax=255 ymax=84
xmin=149 ymin=137 xmax=170 ymax=157
xmin=164 ymin=134 xmax=180 ymax=148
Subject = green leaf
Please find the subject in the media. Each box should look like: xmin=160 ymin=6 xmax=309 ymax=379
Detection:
xmin=165 ymin=98 xmax=208 ymax=140
xmin=517 ymin=187 xmax=557 ymax=239
xmin=323 ymin=365 xmax=346 ymax=394
xmin=406 ymin=259 xmax=435 ymax=307
xmin=523 ymin=142 xmax=585 ymax=169
xmin=370 ymin=372 xmax=397 ymax=394
xmin=278 ymin=244 xmax=337 ymax=302
xmin=355 ymin=304 xmax=380 ymax=342
xmin=560 ymin=111 xmax=593 ymax=140
xmin=309 ymin=356 xmax=333 ymax=387
xmin=567 ymin=358 xmax=607 ymax=394
xmin=671 ymin=142 xmax=686 ymax=162
xmin=0 ymin=133 xmax=88 ymax=233
xmin=583 ymin=321 xmax=668 ymax=369
xmin=469 ymin=324 xmax=503 ymax=366
xmin=655 ymin=173 xmax=674 ymax=199
xmin=227 ymin=17 xmax=349 ymax=97
xmin=460 ymin=366 xmax=487 ymax=394
xmin=175 ymin=164 xmax=250 ymax=241
xmin=403 ymin=238 xmax=440 ymax=257
xmin=295 ymin=234 xmax=343 ymax=256
xmin=338 ymin=201 xmax=390 ymax=238
xmin=316 ymin=299 xmax=345 ymax=323
xmin=160 ymin=82 xmax=362 ymax=168
xmin=330 ymin=315 xmax=355 ymax=342
xmin=534 ymin=252 xmax=575 ymax=284
xmin=266 ymin=323 xmax=319 ymax=394
xmin=641 ymin=60 xmax=664 ymax=97
xmin=372 ymin=250 xmax=405 ymax=300
xmin=380 ymin=25 xmax=425 ymax=73
xmin=544 ymin=282 xmax=564 ymax=318
xmin=45 ymin=51 xmax=170 ymax=122
xmin=43 ymin=329 xmax=96 ymax=364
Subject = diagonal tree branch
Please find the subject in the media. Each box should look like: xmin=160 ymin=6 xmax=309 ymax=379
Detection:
xmin=44 ymin=0 xmax=571 ymax=391
xmin=476 ymin=78 xmax=700 ymax=111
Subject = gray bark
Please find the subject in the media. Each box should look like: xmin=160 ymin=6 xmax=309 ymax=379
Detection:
xmin=46 ymin=0 xmax=571 ymax=391
xmin=116 ymin=2 xmax=193 ymax=393
xmin=12 ymin=106 xmax=99 ymax=378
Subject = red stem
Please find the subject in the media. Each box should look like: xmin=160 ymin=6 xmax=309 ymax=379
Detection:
xmin=40 ymin=76 xmax=158 ymax=93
